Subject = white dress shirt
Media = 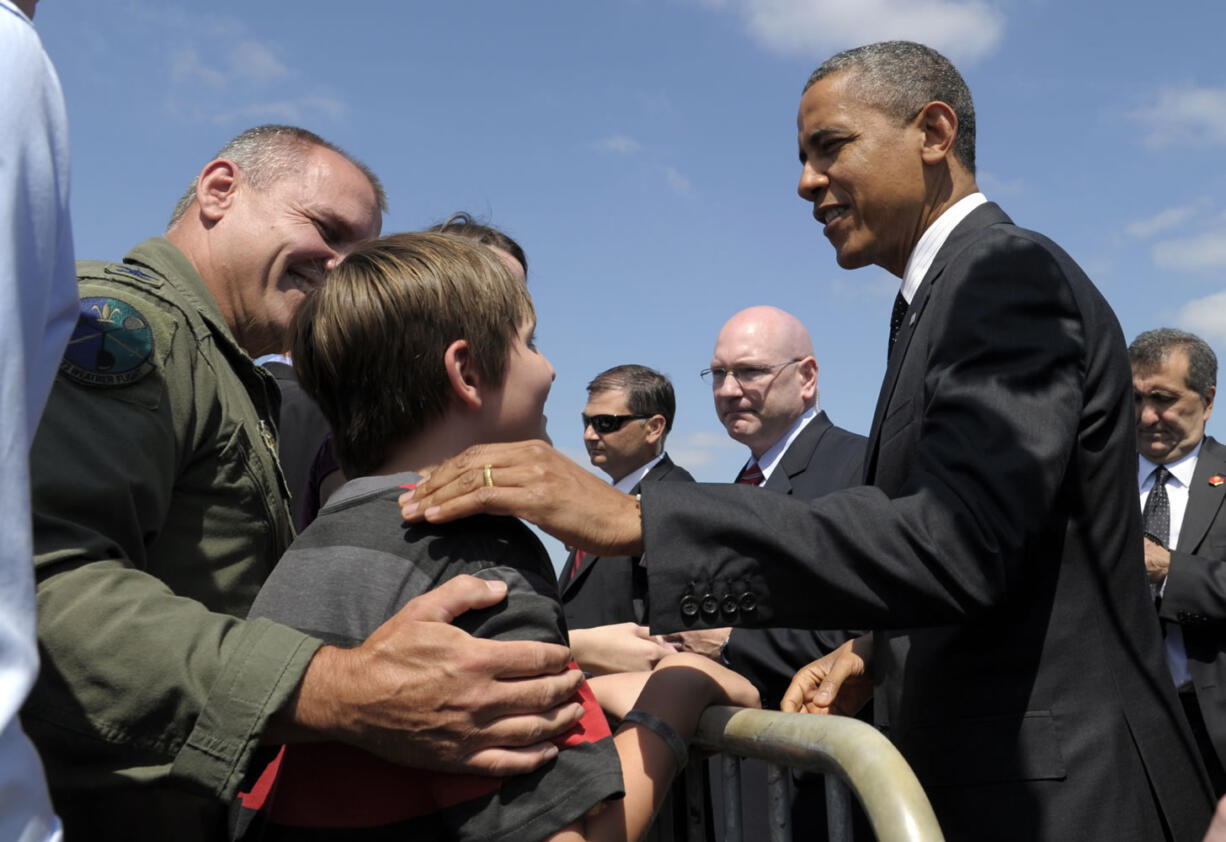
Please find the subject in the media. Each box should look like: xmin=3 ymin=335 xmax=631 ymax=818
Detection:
xmin=899 ymin=192 xmax=988 ymax=304
xmin=614 ymin=453 xmax=665 ymax=495
xmin=1139 ymin=443 xmax=1201 ymax=688
xmin=744 ymin=406 xmax=819 ymax=483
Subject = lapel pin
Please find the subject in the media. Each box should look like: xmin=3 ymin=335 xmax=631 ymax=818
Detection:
xmin=1210 ymin=476 xmax=1224 ymax=486
xmin=909 ymin=313 xmax=918 ymax=325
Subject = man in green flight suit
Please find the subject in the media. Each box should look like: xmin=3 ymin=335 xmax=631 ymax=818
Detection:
xmin=24 ymin=125 xmax=587 ymax=841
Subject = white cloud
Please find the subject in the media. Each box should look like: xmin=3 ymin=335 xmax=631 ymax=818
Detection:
xmin=1151 ymin=226 xmax=1226 ymax=272
xmin=171 ymin=40 xmax=289 ymax=91
xmin=708 ymin=0 xmax=1005 ymax=64
xmin=666 ymin=430 xmax=741 ymax=471
xmin=170 ymin=48 xmax=226 ymax=88
xmin=208 ymin=95 xmax=349 ymax=126
xmin=1175 ymin=290 xmax=1226 ymax=344
xmin=664 ymin=166 xmax=692 ymax=195
xmin=229 ymin=41 xmax=290 ymax=86
xmin=297 ymin=95 xmax=348 ymax=122
xmin=1125 ymin=199 xmax=1212 ymax=240
xmin=976 ymin=170 xmax=1024 ymax=197
xmin=596 ymin=135 xmax=641 ymax=155
xmin=688 ymin=431 xmax=738 ymax=449
xmin=1129 ymin=86 xmax=1226 ymax=148
xmin=828 ymin=269 xmax=898 ymax=301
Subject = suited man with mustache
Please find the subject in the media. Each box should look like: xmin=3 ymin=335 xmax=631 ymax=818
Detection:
xmin=1131 ymin=328 xmax=1226 ymax=797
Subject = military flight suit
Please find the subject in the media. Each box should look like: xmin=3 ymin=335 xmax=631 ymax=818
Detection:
xmin=23 ymin=237 xmax=322 ymax=840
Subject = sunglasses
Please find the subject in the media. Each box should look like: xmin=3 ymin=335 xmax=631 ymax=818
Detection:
xmin=582 ymin=413 xmax=651 ymax=434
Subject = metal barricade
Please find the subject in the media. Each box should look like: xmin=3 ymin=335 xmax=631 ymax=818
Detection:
xmin=686 ymin=707 xmax=944 ymax=842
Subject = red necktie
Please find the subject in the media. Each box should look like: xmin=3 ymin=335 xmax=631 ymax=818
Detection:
xmin=569 ymin=549 xmax=587 ymax=581
xmin=737 ymin=461 xmax=764 ymax=486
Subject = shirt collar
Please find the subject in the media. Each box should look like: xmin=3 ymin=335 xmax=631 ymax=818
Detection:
xmin=1138 ymin=440 xmax=1203 ymax=490
xmin=614 ymin=453 xmax=664 ymax=494
xmin=749 ymin=406 xmax=818 ymax=482
xmin=900 ymin=192 xmax=988 ymax=304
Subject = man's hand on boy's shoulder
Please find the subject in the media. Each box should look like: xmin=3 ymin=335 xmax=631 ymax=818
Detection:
xmin=400 ymin=440 xmax=645 ymax=557
xmin=271 ymin=574 xmax=586 ymax=775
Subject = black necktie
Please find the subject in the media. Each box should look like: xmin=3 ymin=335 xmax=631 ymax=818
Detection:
xmin=1143 ymin=465 xmax=1171 ymax=547
xmin=889 ymin=291 xmax=909 ymax=359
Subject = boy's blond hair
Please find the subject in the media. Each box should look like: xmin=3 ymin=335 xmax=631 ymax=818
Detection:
xmin=290 ymin=232 xmax=534 ymax=477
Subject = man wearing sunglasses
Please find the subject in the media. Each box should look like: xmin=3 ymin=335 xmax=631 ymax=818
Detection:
xmin=560 ymin=364 xmax=693 ymax=649
xmin=559 ymin=364 xmax=695 ymax=842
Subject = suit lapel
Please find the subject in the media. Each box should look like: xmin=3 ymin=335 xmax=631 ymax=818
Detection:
xmin=563 ymin=457 xmax=673 ymax=593
xmin=1178 ymin=436 xmax=1226 ymax=553
xmin=763 ymin=412 xmax=831 ymax=495
xmin=864 ymin=203 xmax=1012 ymax=481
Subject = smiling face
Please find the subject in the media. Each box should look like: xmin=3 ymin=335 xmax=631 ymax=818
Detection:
xmin=1134 ymin=348 xmax=1215 ymax=465
xmin=211 ymin=144 xmax=383 ymax=356
xmin=486 ymin=319 xmax=555 ymax=444
xmin=796 ymin=72 xmax=933 ymax=278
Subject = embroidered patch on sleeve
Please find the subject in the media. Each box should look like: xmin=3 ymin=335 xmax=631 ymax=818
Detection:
xmin=61 ymin=297 xmax=156 ymax=387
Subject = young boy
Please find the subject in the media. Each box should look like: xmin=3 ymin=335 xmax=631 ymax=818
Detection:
xmin=235 ymin=233 xmax=758 ymax=841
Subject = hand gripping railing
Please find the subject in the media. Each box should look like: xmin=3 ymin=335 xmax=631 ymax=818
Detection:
xmin=686 ymin=707 xmax=944 ymax=842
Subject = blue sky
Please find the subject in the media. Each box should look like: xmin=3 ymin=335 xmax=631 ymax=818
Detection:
xmin=31 ymin=1 xmax=1226 ymax=559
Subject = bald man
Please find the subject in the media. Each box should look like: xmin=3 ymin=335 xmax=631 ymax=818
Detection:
xmin=681 ymin=306 xmax=866 ymax=840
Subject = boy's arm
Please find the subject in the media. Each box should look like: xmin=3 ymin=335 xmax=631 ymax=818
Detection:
xmin=383 ymin=526 xmax=626 ymax=842
xmin=269 ymin=574 xmax=586 ymax=774
xmin=549 ymin=653 xmax=761 ymax=842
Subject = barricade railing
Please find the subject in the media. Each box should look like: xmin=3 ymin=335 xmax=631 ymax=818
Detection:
xmin=685 ymin=707 xmax=944 ymax=842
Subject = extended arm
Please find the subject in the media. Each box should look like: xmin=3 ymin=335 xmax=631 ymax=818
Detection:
xmin=570 ymin=623 xmax=678 ymax=676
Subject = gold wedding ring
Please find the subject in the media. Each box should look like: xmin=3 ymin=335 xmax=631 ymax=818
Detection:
xmin=483 ymin=464 xmax=495 ymax=488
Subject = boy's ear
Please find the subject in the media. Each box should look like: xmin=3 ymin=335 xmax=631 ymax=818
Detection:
xmin=444 ymin=339 xmax=483 ymax=410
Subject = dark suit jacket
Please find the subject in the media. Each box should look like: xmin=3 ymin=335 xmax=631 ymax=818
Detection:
xmin=715 ymin=411 xmax=867 ymax=842
xmin=643 ymin=203 xmax=1213 ymax=841
xmin=560 ymin=454 xmax=693 ymax=629
xmin=722 ymin=410 xmax=866 ymax=708
xmin=263 ymin=360 xmax=331 ymax=517
xmin=1161 ymin=435 xmax=1226 ymax=771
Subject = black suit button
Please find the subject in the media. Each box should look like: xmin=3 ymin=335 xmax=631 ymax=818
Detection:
xmin=680 ymin=595 xmax=700 ymax=617
xmin=720 ymin=595 xmax=739 ymax=616
xmin=700 ymin=594 xmax=719 ymax=617
xmin=739 ymin=593 xmax=757 ymax=613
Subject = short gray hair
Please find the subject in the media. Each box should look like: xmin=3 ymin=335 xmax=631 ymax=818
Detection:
xmin=804 ymin=41 xmax=977 ymax=175
xmin=1129 ymin=327 xmax=1218 ymax=400
xmin=166 ymin=124 xmax=387 ymax=228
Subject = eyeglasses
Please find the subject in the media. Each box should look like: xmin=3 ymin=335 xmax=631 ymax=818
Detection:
xmin=582 ymin=413 xmax=651 ymax=434
xmin=700 ymin=359 xmax=802 ymax=388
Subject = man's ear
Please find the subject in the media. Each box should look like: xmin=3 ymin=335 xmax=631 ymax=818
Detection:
xmin=798 ymin=356 xmax=819 ymax=402
xmin=917 ymin=101 xmax=958 ymax=166
xmin=644 ymin=414 xmax=667 ymax=446
xmin=194 ymin=159 xmax=242 ymax=223
xmin=444 ymin=339 xmax=483 ymax=410
xmin=1205 ymin=384 xmax=1216 ymax=421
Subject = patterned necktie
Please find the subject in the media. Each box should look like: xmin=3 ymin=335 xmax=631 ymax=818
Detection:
xmin=889 ymin=291 xmax=909 ymax=359
xmin=737 ymin=460 xmax=764 ymax=486
xmin=1143 ymin=465 xmax=1171 ymax=547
